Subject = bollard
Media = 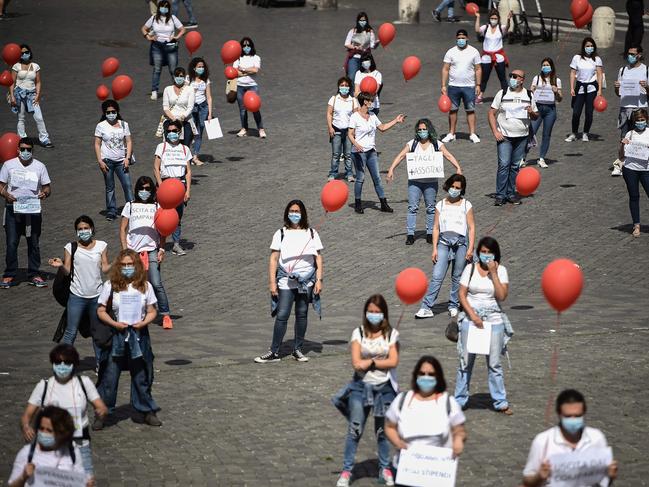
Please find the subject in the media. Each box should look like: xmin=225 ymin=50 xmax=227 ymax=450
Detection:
xmin=592 ymin=7 xmax=616 ymax=48
xmin=398 ymin=0 xmax=421 ymax=23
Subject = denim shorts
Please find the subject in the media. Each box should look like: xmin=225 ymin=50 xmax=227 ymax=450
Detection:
xmin=448 ymin=85 xmax=476 ymax=112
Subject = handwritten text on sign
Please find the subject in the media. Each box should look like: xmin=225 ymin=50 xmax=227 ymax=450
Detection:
xmin=549 ymin=446 xmax=612 ymax=487
xmin=14 ymin=196 xmax=41 ymax=214
xmin=33 ymin=466 xmax=86 ymax=487
xmin=624 ymin=142 xmax=649 ymax=162
xmin=396 ymin=445 xmax=457 ymax=487
xmin=406 ymin=152 xmax=444 ymax=180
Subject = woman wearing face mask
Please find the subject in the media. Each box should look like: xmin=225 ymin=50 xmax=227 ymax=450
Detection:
xmin=255 ymin=200 xmax=323 ymax=363
xmin=353 ymin=53 xmax=382 ymax=116
xmin=163 ymin=67 xmax=195 ymax=147
xmin=233 ymin=37 xmax=265 ymax=138
xmin=344 ymin=12 xmax=378 ymax=90
xmin=48 ymin=216 xmax=110 ymax=354
xmin=96 ymin=249 xmax=161 ymax=427
xmin=94 ymin=99 xmax=134 ymax=222
xmin=475 ymin=10 xmax=512 ymax=103
xmin=385 ymin=356 xmax=466 ymax=469
xmin=9 ymin=406 xmax=90 ymax=487
xmin=141 ymin=0 xmax=185 ymax=100
xmin=415 ymin=174 xmax=475 ymax=319
xmin=332 ymin=294 xmax=399 ymax=487
xmin=327 ymin=76 xmax=358 ymax=182
xmin=8 ymin=44 xmax=53 ymax=148
xmin=455 ymin=236 xmax=513 ymax=415
xmin=618 ymin=108 xmax=649 ymax=237
xmin=566 ymin=37 xmax=604 ymax=142
xmin=19 ymin=345 xmax=107 ymax=481
xmin=187 ymin=57 xmax=212 ymax=165
xmin=387 ymin=119 xmax=462 ymax=245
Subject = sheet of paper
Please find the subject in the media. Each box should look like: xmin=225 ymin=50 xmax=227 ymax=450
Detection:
xmin=396 ymin=444 xmax=457 ymax=487
xmin=205 ymin=118 xmax=223 ymax=140
xmin=505 ymin=104 xmax=529 ymax=119
xmin=118 ymin=292 xmax=142 ymax=325
xmin=405 ymin=152 xmax=444 ymax=180
xmin=620 ymin=79 xmax=641 ymax=98
xmin=466 ymin=322 xmax=491 ymax=355
xmin=534 ymin=87 xmax=555 ymax=103
xmin=549 ymin=446 xmax=612 ymax=487
xmin=33 ymin=466 xmax=86 ymax=487
xmin=11 ymin=169 xmax=39 ymax=192
xmin=13 ymin=196 xmax=41 ymax=214
xmin=624 ymin=142 xmax=649 ymax=161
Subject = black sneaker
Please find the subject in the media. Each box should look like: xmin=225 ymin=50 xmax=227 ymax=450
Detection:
xmin=144 ymin=412 xmax=162 ymax=426
xmin=432 ymin=10 xmax=441 ymax=21
xmin=106 ymin=214 xmax=116 ymax=222
xmin=426 ymin=234 xmax=433 ymax=244
xmin=293 ymin=350 xmax=309 ymax=362
xmin=405 ymin=235 xmax=415 ymax=245
xmin=494 ymin=199 xmax=506 ymax=206
xmin=254 ymin=351 xmax=280 ymax=363
xmin=42 ymin=142 xmax=54 ymax=149
xmin=185 ymin=21 xmax=198 ymax=28
xmin=508 ymin=196 xmax=522 ymax=205
xmin=447 ymin=16 xmax=460 ymax=22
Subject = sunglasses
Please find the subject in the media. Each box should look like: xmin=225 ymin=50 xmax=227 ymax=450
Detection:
xmin=19 ymin=147 xmax=33 ymax=152
xmin=510 ymin=74 xmax=523 ymax=79
xmin=168 ymin=129 xmax=180 ymax=133
xmin=105 ymin=110 xmax=117 ymax=114
xmin=54 ymin=360 xmax=73 ymax=365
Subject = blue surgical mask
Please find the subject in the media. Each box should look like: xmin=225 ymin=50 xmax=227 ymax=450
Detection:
xmin=448 ymin=187 xmax=462 ymax=198
xmin=541 ymin=66 xmax=552 ymax=75
xmin=243 ymin=46 xmax=252 ymax=55
xmin=509 ymin=77 xmax=519 ymax=89
xmin=417 ymin=130 xmax=429 ymax=140
xmin=636 ymin=121 xmax=647 ymax=131
xmin=77 ymin=230 xmax=93 ymax=242
xmin=479 ymin=253 xmax=494 ymax=264
xmin=166 ymin=132 xmax=180 ymax=143
xmin=106 ymin=113 xmax=118 ymax=123
xmin=288 ymin=212 xmax=301 ymax=225
xmin=358 ymin=20 xmax=367 ymax=28
xmin=159 ymin=6 xmax=169 ymax=14
xmin=174 ymin=76 xmax=185 ymax=86
xmin=37 ymin=431 xmax=56 ymax=449
xmin=52 ymin=362 xmax=74 ymax=379
xmin=584 ymin=46 xmax=594 ymax=55
xmin=416 ymin=376 xmax=437 ymax=393
xmin=195 ymin=67 xmax=205 ymax=76
xmin=121 ymin=266 xmax=135 ymax=279
xmin=21 ymin=53 xmax=31 ymax=62
xmin=365 ymin=312 xmax=384 ymax=326
xmin=561 ymin=416 xmax=584 ymax=434
xmin=339 ymin=86 xmax=350 ymax=96
xmin=362 ymin=61 xmax=371 ymax=70
xmin=456 ymin=38 xmax=467 ymax=48
xmin=138 ymin=190 xmax=151 ymax=201
xmin=628 ymin=55 xmax=638 ymax=65
xmin=19 ymin=149 xmax=32 ymax=161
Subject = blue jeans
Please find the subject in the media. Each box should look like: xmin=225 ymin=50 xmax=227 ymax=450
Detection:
xmin=63 ymin=294 xmax=101 ymax=347
xmin=236 ymin=85 xmax=263 ymax=130
xmin=407 ymin=180 xmax=437 ymax=235
xmin=496 ymin=136 xmax=527 ymax=200
xmin=421 ymin=241 xmax=468 ymax=311
xmin=147 ymin=250 xmax=170 ymax=314
xmin=528 ymin=104 xmax=557 ymax=159
xmin=347 ymin=57 xmax=361 ymax=91
xmin=353 ymin=150 xmax=385 ymax=200
xmin=448 ymin=85 xmax=475 ymax=112
xmin=455 ymin=321 xmax=507 ymax=410
xmin=622 ymin=166 xmax=649 ymax=224
xmin=172 ymin=0 xmax=196 ymax=23
xmin=435 ymin=0 xmax=455 ymax=16
xmin=172 ymin=201 xmax=185 ymax=243
xmin=150 ymin=42 xmax=178 ymax=93
xmin=103 ymin=158 xmax=133 ymax=218
xmin=270 ymin=289 xmax=309 ymax=354
xmin=192 ymin=101 xmax=209 ymax=155
xmin=3 ymin=206 xmax=41 ymax=278
xmin=76 ymin=442 xmax=94 ymax=475
xmin=329 ymin=129 xmax=353 ymax=178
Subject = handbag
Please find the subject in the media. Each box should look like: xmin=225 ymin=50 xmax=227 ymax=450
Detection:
xmin=187 ymin=116 xmax=199 ymax=135
xmin=52 ymin=243 xmax=78 ymax=307
xmin=446 ymin=263 xmax=476 ymax=343
xmin=225 ymin=78 xmax=237 ymax=104
xmin=92 ymin=291 xmax=115 ymax=349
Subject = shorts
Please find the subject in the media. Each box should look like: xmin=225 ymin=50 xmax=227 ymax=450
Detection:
xmin=448 ymin=85 xmax=476 ymax=112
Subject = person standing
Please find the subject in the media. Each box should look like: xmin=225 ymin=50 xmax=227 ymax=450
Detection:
xmin=625 ymin=0 xmax=645 ymax=55
xmin=441 ymin=30 xmax=482 ymax=144
xmin=162 ymin=67 xmax=195 ymax=148
xmin=327 ymin=77 xmax=358 ymax=182
xmin=233 ymin=37 xmax=266 ymax=138
xmin=432 ymin=0 xmax=459 ymax=22
xmin=522 ymin=389 xmax=618 ymax=486
xmin=0 ymin=138 xmax=51 ymax=289
xmin=475 ymin=9 xmax=512 ymax=103
xmin=488 ymin=68 xmax=538 ymax=206
xmin=353 ymin=53 xmax=382 ymax=116
xmin=187 ymin=57 xmax=212 ymax=165
xmin=172 ymin=0 xmax=197 ymax=27
xmin=344 ymin=12 xmax=378 ymax=90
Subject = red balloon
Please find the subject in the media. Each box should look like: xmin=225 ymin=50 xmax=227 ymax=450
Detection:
xmin=541 ymin=259 xmax=584 ymax=312
xmin=438 ymin=94 xmax=452 ymax=113
xmin=224 ymin=66 xmax=238 ymax=80
xmin=185 ymin=31 xmax=202 ymax=55
xmin=1 ymin=43 xmax=21 ymax=66
xmin=0 ymin=132 xmax=20 ymax=163
xmin=570 ymin=0 xmax=589 ymax=19
xmin=359 ymin=76 xmax=378 ymax=95
xmin=111 ymin=75 xmax=133 ymax=101
xmin=395 ymin=268 xmax=428 ymax=305
xmin=465 ymin=2 xmax=479 ymax=15
xmin=157 ymin=179 xmax=185 ymax=209
xmin=593 ymin=95 xmax=608 ymax=112
xmin=402 ymin=56 xmax=421 ymax=81
xmin=96 ymin=84 xmax=110 ymax=101
xmin=154 ymin=208 xmax=180 ymax=237
xmin=321 ymin=180 xmax=349 ymax=212
xmin=516 ymin=167 xmax=541 ymax=196
xmin=573 ymin=4 xmax=593 ymax=28
xmin=0 ymin=70 xmax=12 ymax=87
xmin=221 ymin=40 xmax=242 ymax=64
xmin=378 ymin=23 xmax=396 ymax=48
xmin=243 ymin=91 xmax=261 ymax=112
xmin=101 ymin=57 xmax=120 ymax=77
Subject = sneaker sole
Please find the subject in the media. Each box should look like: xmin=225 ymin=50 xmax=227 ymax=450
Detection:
xmin=171 ymin=251 xmax=187 ymax=256
xmin=254 ymin=358 xmax=281 ymax=363
xmin=414 ymin=314 xmax=434 ymax=319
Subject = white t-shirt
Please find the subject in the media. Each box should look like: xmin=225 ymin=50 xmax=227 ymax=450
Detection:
xmin=349 ymin=112 xmax=381 ymax=152
xmin=162 ymin=85 xmax=195 ymax=120
xmin=354 ymin=70 xmax=383 ymax=109
xmin=11 ymin=62 xmax=40 ymax=91
xmin=122 ymin=202 xmax=160 ymax=252
xmin=569 ymin=55 xmax=603 ymax=94
xmin=64 ymin=240 xmax=107 ymax=298
xmin=407 ymin=138 xmax=443 ymax=184
xmin=328 ymin=94 xmax=359 ymax=130
xmin=443 ymin=45 xmax=481 ymax=87
xmin=531 ymin=75 xmax=563 ymax=105
xmin=98 ymin=281 xmax=158 ymax=320
xmin=479 ymin=25 xmax=507 ymax=63
xmin=460 ymin=263 xmax=509 ymax=325
xmin=144 ymin=15 xmax=183 ymax=42
xmin=189 ymin=77 xmax=211 ymax=105
xmin=270 ymin=228 xmax=323 ymax=290
xmin=491 ymin=87 xmax=538 ymax=138
xmin=233 ymin=55 xmax=261 ymax=87
xmin=617 ymin=64 xmax=649 ymax=108
xmin=344 ymin=29 xmax=377 ymax=57
xmin=28 ymin=376 xmax=100 ymax=441
xmin=523 ymin=426 xmax=610 ymax=486
xmin=9 ymin=444 xmax=85 ymax=484
xmin=155 ymin=142 xmax=191 ymax=179
xmin=351 ymin=327 xmax=399 ymax=386
xmin=94 ymin=120 xmax=130 ymax=161
xmin=0 ymin=157 xmax=51 ymax=199
xmin=622 ymin=129 xmax=649 ymax=171
xmin=436 ymin=198 xmax=472 ymax=236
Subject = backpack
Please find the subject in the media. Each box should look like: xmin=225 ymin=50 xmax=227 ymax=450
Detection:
xmin=410 ymin=138 xmax=439 ymax=153
xmin=620 ymin=64 xmax=649 ymax=80
xmin=504 ymin=86 xmax=534 ymax=102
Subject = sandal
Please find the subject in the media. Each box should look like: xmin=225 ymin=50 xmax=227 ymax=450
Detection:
xmin=633 ymin=225 xmax=641 ymax=237
xmin=497 ymin=407 xmax=514 ymax=416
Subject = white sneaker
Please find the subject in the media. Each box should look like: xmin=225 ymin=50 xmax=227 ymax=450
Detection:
xmin=415 ymin=308 xmax=434 ymax=319
xmin=469 ymin=133 xmax=481 ymax=144
xmin=537 ymin=158 xmax=548 ymax=168
xmin=236 ymin=128 xmax=247 ymax=137
xmin=611 ymin=166 xmax=622 ymax=177
xmin=441 ymin=133 xmax=456 ymax=143
xmin=336 ymin=472 xmax=351 ymax=487
xmin=565 ymin=134 xmax=577 ymax=142
xmin=449 ymin=308 xmax=459 ymax=318
xmin=150 ymin=91 xmax=158 ymax=100
xmin=292 ymin=350 xmax=309 ymax=362
xmin=519 ymin=159 xmax=527 ymax=168
xmin=582 ymin=133 xmax=589 ymax=142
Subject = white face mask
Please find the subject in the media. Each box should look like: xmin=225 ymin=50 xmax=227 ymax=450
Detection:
xmin=490 ymin=19 xmax=499 ymax=26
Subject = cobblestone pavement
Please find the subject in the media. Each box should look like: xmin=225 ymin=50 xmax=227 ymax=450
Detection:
xmin=1 ymin=0 xmax=648 ymax=486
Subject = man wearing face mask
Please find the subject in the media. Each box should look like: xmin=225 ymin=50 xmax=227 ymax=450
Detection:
xmin=0 ymin=138 xmax=51 ymax=288
xmin=441 ymin=30 xmax=483 ymax=145
xmin=488 ymin=69 xmax=538 ymax=206
xmin=522 ymin=389 xmax=618 ymax=486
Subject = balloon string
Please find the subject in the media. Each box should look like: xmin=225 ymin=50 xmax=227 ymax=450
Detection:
xmin=544 ymin=311 xmax=562 ymax=425
xmin=286 ymin=211 xmax=328 ymax=275
xmin=395 ymin=308 xmax=405 ymax=330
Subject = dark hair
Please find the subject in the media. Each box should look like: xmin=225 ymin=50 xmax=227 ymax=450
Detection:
xmin=19 ymin=137 xmax=34 ymax=149
xmin=355 ymin=12 xmax=372 ymax=33
xmin=134 ymin=176 xmax=157 ymax=204
xmin=155 ymin=0 xmax=172 ymax=22
xmin=580 ymin=37 xmax=597 ymax=59
xmin=414 ymin=118 xmax=439 ymax=143
xmin=74 ymin=215 xmax=95 ymax=232
xmin=410 ymin=355 xmax=447 ymax=394
xmin=20 ymin=44 xmax=32 ymax=58
xmin=443 ymin=173 xmax=467 ymax=195
xmin=283 ymin=199 xmax=309 ymax=229
xmin=240 ymin=37 xmax=257 ymax=56
xmin=33 ymin=406 xmax=75 ymax=449
xmin=99 ymin=99 xmax=123 ymax=122
xmin=188 ymin=57 xmax=209 ymax=81
xmin=357 ymin=92 xmax=374 ymax=107
xmin=337 ymin=76 xmax=352 ymax=90
xmin=628 ymin=45 xmax=644 ymax=55
xmin=539 ymin=57 xmax=557 ymax=87
xmin=456 ymin=29 xmax=468 ymax=37
xmin=476 ymin=236 xmax=501 ymax=262
xmin=488 ymin=8 xmax=500 ymax=21
xmin=164 ymin=119 xmax=181 ymax=133
xmin=362 ymin=294 xmax=392 ymax=338
xmin=360 ymin=52 xmax=377 ymax=72
xmin=556 ymin=389 xmax=587 ymax=415
xmin=49 ymin=344 xmax=80 ymax=367
xmin=173 ymin=66 xmax=186 ymax=78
